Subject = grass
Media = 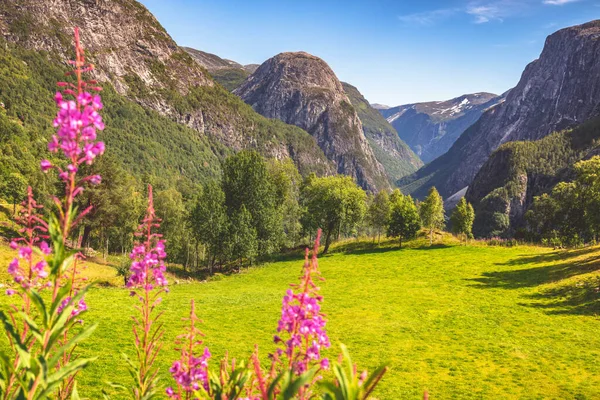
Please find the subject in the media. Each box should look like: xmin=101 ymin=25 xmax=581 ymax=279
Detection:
xmin=1 ymin=235 xmax=600 ymax=399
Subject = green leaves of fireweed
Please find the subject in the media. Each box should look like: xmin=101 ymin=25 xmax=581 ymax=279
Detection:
xmin=0 ymin=274 xmax=97 ymax=399
xmin=320 ymin=344 xmax=387 ymax=400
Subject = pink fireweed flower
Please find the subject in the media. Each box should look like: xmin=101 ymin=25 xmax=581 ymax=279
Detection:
xmin=127 ymin=185 xmax=168 ymax=291
xmin=274 ymin=229 xmax=330 ymax=375
xmin=167 ymin=300 xmax=210 ymax=399
xmin=57 ymin=294 xmax=87 ymax=318
xmin=6 ymin=187 xmax=50 ymax=293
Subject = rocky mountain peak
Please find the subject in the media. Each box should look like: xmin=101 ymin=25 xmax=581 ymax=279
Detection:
xmin=0 ymin=0 xmax=213 ymax=98
xmin=235 ymin=52 xmax=390 ymax=191
xmin=401 ymin=19 xmax=600 ymax=199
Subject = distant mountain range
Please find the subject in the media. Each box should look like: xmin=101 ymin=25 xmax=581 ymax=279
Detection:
xmin=378 ymin=93 xmax=503 ymax=163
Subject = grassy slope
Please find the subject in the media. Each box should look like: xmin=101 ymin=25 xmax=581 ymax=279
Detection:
xmin=1 ymin=237 xmax=600 ymax=398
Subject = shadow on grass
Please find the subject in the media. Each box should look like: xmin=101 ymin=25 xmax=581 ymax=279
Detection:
xmin=468 ymin=250 xmax=600 ymax=290
xmin=519 ymin=276 xmax=600 ymax=316
xmin=498 ymin=247 xmax=598 ymax=267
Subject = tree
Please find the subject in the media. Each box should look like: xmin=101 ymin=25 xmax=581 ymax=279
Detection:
xmin=190 ymin=181 xmax=227 ymax=274
xmin=78 ymin=157 xmax=143 ymax=255
xmin=155 ymin=187 xmax=188 ymax=264
xmin=420 ymin=187 xmax=445 ymax=246
xmin=222 ymin=150 xmax=282 ymax=256
xmin=226 ymin=205 xmax=258 ymax=268
xmin=2 ymin=172 xmax=27 ymax=214
xmin=368 ymin=190 xmax=391 ymax=244
xmin=300 ymin=175 xmax=366 ymax=253
xmin=526 ymin=156 xmax=600 ymax=245
xmin=387 ymin=191 xmax=420 ymax=248
xmin=450 ymin=198 xmax=475 ymax=244
xmin=267 ymin=158 xmax=303 ymax=248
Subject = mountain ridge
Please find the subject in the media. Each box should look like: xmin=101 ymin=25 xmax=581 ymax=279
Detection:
xmin=380 ymin=92 xmax=501 ymax=163
xmin=400 ymin=19 xmax=600 ymax=199
xmin=234 ymin=51 xmax=390 ymax=191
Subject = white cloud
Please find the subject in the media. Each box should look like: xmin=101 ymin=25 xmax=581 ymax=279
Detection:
xmin=465 ymin=1 xmax=532 ymax=24
xmin=467 ymin=5 xmax=503 ymax=23
xmin=542 ymin=0 xmax=580 ymax=4
xmin=398 ymin=8 xmax=459 ymax=26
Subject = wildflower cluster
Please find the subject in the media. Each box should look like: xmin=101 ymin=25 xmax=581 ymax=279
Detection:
xmin=42 ymin=26 xmax=104 ymax=184
xmin=127 ymin=188 xmax=168 ymax=290
xmin=166 ymin=300 xmax=211 ymax=399
xmin=124 ymin=184 xmax=169 ymax=400
xmin=274 ymin=229 xmax=330 ymax=375
xmin=6 ymin=187 xmax=50 ymax=294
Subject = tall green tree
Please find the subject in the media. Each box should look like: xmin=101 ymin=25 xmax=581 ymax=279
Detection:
xmin=2 ymin=172 xmax=27 ymax=215
xmin=267 ymin=158 xmax=303 ymax=248
xmin=300 ymin=175 xmax=366 ymax=253
xmin=155 ymin=187 xmax=189 ymax=264
xmin=450 ymin=198 xmax=475 ymax=244
xmin=420 ymin=187 xmax=445 ymax=246
xmin=387 ymin=190 xmax=420 ymax=248
xmin=226 ymin=205 xmax=258 ymax=268
xmin=368 ymin=190 xmax=391 ymax=244
xmin=223 ymin=150 xmax=282 ymax=256
xmin=190 ymin=181 xmax=227 ymax=274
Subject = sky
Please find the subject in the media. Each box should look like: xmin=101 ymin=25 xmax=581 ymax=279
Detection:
xmin=138 ymin=0 xmax=598 ymax=105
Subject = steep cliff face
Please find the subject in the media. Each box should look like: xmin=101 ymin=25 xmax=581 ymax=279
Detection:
xmin=400 ymin=20 xmax=600 ymax=199
xmin=0 ymin=0 xmax=333 ymax=176
xmin=341 ymin=82 xmax=422 ymax=183
xmin=234 ymin=52 xmax=389 ymax=191
xmin=380 ymin=93 xmax=500 ymax=163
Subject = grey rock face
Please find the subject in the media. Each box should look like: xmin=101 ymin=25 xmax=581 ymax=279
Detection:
xmin=0 ymin=0 xmax=213 ymax=96
xmin=402 ymin=20 xmax=600 ymax=199
xmin=0 ymin=0 xmax=332 ymax=174
xmin=234 ymin=52 xmax=389 ymax=191
xmin=380 ymin=93 xmax=500 ymax=163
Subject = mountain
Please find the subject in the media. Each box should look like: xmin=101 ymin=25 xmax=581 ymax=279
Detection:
xmin=0 ymin=0 xmax=333 ymax=181
xmin=380 ymin=93 xmax=501 ymax=163
xmin=341 ymin=82 xmax=423 ymax=183
xmin=400 ymin=20 xmax=600 ymax=200
xmin=466 ymin=117 xmax=600 ymax=237
xmin=234 ymin=52 xmax=390 ymax=191
xmin=371 ymin=103 xmax=390 ymax=110
xmin=183 ymin=47 xmax=257 ymax=91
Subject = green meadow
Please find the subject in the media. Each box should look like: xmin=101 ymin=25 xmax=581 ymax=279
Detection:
xmin=1 ymin=236 xmax=600 ymax=399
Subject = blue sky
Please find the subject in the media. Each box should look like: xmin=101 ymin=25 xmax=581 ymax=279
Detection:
xmin=139 ymin=0 xmax=598 ymax=105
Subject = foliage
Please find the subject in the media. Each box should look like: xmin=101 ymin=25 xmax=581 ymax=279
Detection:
xmin=526 ymin=156 xmax=600 ymax=245
xmin=367 ymin=190 xmax=391 ymax=244
xmin=450 ymin=198 xmax=475 ymax=243
xmin=419 ymin=187 xmax=445 ymax=245
xmin=386 ymin=190 xmax=421 ymax=248
xmin=210 ymin=68 xmax=249 ymax=92
xmin=222 ymin=150 xmax=282 ymax=257
xmin=300 ymin=175 xmax=367 ymax=253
